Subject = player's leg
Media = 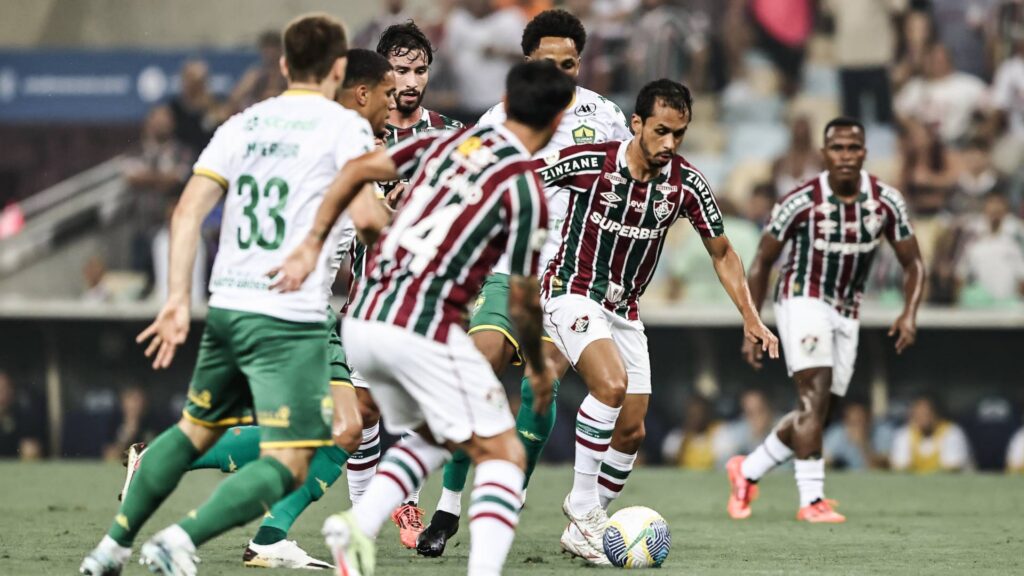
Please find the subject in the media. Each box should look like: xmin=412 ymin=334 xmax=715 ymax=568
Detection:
xmin=141 ymin=312 xmax=330 ymax=571
xmin=82 ymin=309 xmax=250 ymax=575
xmin=515 ymin=338 xmax=568 ymax=486
xmin=598 ymin=393 xmax=648 ymax=509
xmin=188 ymin=425 xmax=262 ymax=472
xmin=346 ymin=384 xmax=381 ymax=504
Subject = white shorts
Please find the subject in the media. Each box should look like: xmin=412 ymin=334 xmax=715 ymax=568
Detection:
xmin=774 ymin=297 xmax=859 ymax=397
xmin=349 ymin=368 xmax=369 ymax=390
xmin=542 ymin=294 xmax=652 ymax=395
xmin=342 ymin=318 xmax=516 ymax=443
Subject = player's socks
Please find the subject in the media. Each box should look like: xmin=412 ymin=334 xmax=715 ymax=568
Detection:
xmin=569 ymin=395 xmax=620 ymax=514
xmin=252 ymin=445 xmax=351 ymax=545
xmin=187 ymin=425 xmax=261 ymax=473
xmin=108 ymin=425 xmax=199 ymax=547
xmin=598 ymin=447 xmax=637 ymax=509
xmin=437 ymin=487 xmax=463 ymax=517
xmin=741 ymin=431 xmax=793 ymax=481
xmin=516 ymin=375 xmax=560 ymax=486
xmin=794 ymin=458 xmax=826 ymax=507
xmin=437 ymin=449 xmax=471 ymax=514
xmin=178 ymin=456 xmax=293 ymax=546
xmin=353 ymin=434 xmax=449 ymax=538
xmin=346 ymin=421 xmax=381 ymax=505
xmin=468 ymin=459 xmax=524 ymax=576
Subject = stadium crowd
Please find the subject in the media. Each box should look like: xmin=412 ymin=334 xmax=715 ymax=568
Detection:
xmin=3 ymin=1 xmax=1022 ymax=470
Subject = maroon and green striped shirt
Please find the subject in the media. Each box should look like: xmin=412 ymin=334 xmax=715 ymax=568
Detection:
xmin=350 ymin=124 xmax=548 ymax=341
xmin=768 ymin=170 xmax=914 ymax=318
xmin=539 ymin=140 xmax=724 ymax=320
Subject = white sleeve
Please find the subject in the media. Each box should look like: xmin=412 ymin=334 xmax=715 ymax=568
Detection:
xmin=940 ymin=425 xmax=971 ymax=471
xmin=608 ymin=103 xmax=633 ymax=141
xmin=193 ymin=114 xmax=241 ymax=187
xmin=1007 ymin=430 xmax=1024 ymax=471
xmin=336 ymin=115 xmax=375 ymax=168
xmin=890 ymin=427 xmax=912 ymax=471
xmin=477 ymin=104 xmax=505 ymax=127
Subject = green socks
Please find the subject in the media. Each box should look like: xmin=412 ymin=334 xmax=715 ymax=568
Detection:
xmin=108 ymin=425 xmax=199 ymax=547
xmin=438 ymin=376 xmax=560 ymax=494
xmin=253 ymin=445 xmax=350 ymax=545
xmin=516 ymin=375 xmax=559 ymax=487
xmin=188 ymin=426 xmax=261 ymax=472
xmin=178 ymin=456 xmax=294 ymax=547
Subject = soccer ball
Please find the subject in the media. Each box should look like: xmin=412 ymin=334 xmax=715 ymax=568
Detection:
xmin=602 ymin=506 xmax=671 ymax=568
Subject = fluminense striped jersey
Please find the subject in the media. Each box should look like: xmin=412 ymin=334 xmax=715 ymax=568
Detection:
xmin=539 ymin=139 xmax=724 ymax=320
xmin=350 ymin=124 xmax=548 ymax=342
xmin=768 ymin=170 xmax=914 ymax=318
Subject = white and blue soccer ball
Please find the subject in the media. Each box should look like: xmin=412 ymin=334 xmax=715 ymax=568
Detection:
xmin=602 ymin=506 xmax=671 ymax=568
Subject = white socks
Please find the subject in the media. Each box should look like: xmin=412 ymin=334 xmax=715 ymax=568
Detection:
xmin=352 ymin=434 xmax=448 ymax=538
xmin=346 ymin=422 xmax=381 ymax=505
xmin=468 ymin=460 xmax=524 ymax=576
xmin=598 ymin=447 xmax=637 ymax=509
xmin=794 ymin=458 xmax=825 ymax=507
xmin=569 ymin=395 xmax=621 ymax=514
xmin=741 ymin=431 xmax=793 ymax=481
xmin=437 ymin=487 xmax=463 ymax=516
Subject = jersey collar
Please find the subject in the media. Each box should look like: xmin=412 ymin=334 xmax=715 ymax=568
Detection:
xmin=819 ymin=170 xmax=870 ymax=204
xmin=615 ymin=137 xmax=673 ymax=184
xmin=282 ymin=88 xmax=325 ymax=97
xmin=492 ymin=123 xmax=531 ymax=157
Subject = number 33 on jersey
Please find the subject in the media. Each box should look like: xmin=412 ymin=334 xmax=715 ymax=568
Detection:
xmin=193 ymin=89 xmax=375 ymax=322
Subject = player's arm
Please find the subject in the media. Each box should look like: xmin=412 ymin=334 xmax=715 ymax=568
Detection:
xmin=888 ymin=236 xmax=925 ymax=354
xmin=702 ymin=235 xmax=779 ymax=362
xmin=137 ymin=174 xmax=225 ymax=369
xmin=350 ymin=183 xmax=391 ymax=246
xmin=741 ymin=234 xmax=786 ymax=369
xmin=269 ymin=148 xmax=398 ymax=291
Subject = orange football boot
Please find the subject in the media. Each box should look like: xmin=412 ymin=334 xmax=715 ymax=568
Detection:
xmin=726 ymin=456 xmax=759 ymax=519
xmin=391 ymin=503 xmax=426 ymax=549
xmin=796 ymin=499 xmax=846 ymax=523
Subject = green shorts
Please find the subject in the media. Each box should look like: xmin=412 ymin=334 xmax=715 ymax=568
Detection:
xmin=326 ymin=308 xmax=355 ymax=389
xmin=183 ymin=307 xmax=333 ymax=449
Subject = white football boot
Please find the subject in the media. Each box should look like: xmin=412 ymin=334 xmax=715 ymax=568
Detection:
xmin=242 ymin=539 xmax=332 ymax=570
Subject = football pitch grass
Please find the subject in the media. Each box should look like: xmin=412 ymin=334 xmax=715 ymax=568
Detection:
xmin=1 ymin=463 xmax=1021 ymax=575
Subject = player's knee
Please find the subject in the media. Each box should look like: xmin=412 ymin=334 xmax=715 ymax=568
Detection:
xmin=593 ymin=376 xmax=628 ymax=407
xmin=616 ymin=421 xmax=646 ymax=453
xmin=471 ymin=430 xmax=526 ymax=469
xmin=333 ymin=421 xmax=362 ymax=453
xmin=265 ymin=448 xmax=314 ymax=487
xmin=176 ymin=419 xmax=223 ymax=453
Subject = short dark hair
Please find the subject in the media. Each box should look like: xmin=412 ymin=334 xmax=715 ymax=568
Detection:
xmin=521 ymin=9 xmax=587 ymax=56
xmin=283 ymin=13 xmax=348 ymax=83
xmin=505 ymin=61 xmax=575 ymax=129
xmin=824 ymin=117 xmax=865 ymax=142
xmin=342 ymin=49 xmax=393 ymax=89
xmin=376 ymin=21 xmax=433 ymax=65
xmin=634 ymin=79 xmax=693 ymax=122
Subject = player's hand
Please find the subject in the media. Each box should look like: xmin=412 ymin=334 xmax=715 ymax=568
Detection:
xmin=525 ymin=358 xmax=557 ymax=417
xmin=743 ymin=315 xmax=779 ymax=360
xmin=268 ymin=237 xmax=321 ymax=293
xmin=888 ymin=313 xmax=917 ymax=354
xmin=385 ymin=182 xmax=406 ymax=210
xmin=742 ymin=338 xmax=765 ymax=370
xmin=137 ymin=299 xmax=190 ymax=370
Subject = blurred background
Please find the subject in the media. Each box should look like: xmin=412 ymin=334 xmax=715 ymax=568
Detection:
xmin=1 ymin=0 xmax=1022 ymax=475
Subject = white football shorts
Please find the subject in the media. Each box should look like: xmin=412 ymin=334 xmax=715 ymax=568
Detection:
xmin=774 ymin=296 xmax=859 ymax=397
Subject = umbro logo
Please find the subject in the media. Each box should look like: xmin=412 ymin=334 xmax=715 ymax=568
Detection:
xmin=599 ymin=191 xmax=620 ymax=208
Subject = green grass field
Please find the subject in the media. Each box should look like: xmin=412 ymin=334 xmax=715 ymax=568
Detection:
xmin=1 ymin=462 xmax=1021 ymax=575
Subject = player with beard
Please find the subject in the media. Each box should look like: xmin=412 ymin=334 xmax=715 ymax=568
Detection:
xmin=417 ymin=9 xmax=631 ymax=558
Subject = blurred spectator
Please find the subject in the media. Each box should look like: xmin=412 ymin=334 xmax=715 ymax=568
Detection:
xmin=102 ymin=385 xmax=161 ymax=462
xmin=824 ymin=0 xmax=905 ymax=125
xmin=891 ymin=396 xmax=971 ymax=472
xmin=726 ymin=389 xmax=776 ymax=455
xmin=664 ymin=198 xmax=759 ymax=303
xmin=823 ymin=402 xmax=892 ymax=470
xmin=0 ymin=371 xmax=44 ymax=460
xmin=749 ymin=0 xmax=813 ymax=97
xmin=81 ymin=256 xmax=111 ymax=303
xmin=955 ymin=192 xmax=1024 ymax=304
xmin=900 ymin=120 xmax=960 ymax=215
xmin=952 ymin=138 xmax=1008 ymax=214
xmin=152 ymin=201 xmax=208 ymax=303
xmin=661 ymin=395 xmax=732 ymax=470
xmin=442 ymin=0 xmax=526 ymax=118
xmin=121 ymin=105 xmax=192 ymax=286
xmin=354 ymin=0 xmax=411 ymax=49
xmin=168 ymin=59 xmax=225 ymax=154
xmin=928 ymin=0 xmax=996 ymax=79
xmin=228 ymin=30 xmax=286 ymax=112
xmin=625 ymin=0 xmax=709 ymax=95
xmin=771 ymin=116 xmax=823 ymax=195
xmin=988 ymin=36 xmax=1024 ymax=173
xmin=894 ymin=43 xmax=987 ymax=144
xmin=747 ymin=182 xmax=777 ymax=228
xmin=891 ymin=7 xmax=935 ymax=91
xmin=1007 ymin=425 xmax=1024 ymax=473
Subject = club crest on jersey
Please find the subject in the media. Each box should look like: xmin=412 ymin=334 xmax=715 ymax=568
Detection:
xmin=652 ymin=198 xmax=675 ymax=222
xmin=571 ymin=315 xmax=590 ymax=333
xmin=801 ymin=335 xmax=818 ymax=354
xmin=574 ymin=103 xmax=597 ymax=117
xmin=572 ymin=124 xmax=596 ymax=144
xmin=863 ymin=213 xmax=884 ymax=236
